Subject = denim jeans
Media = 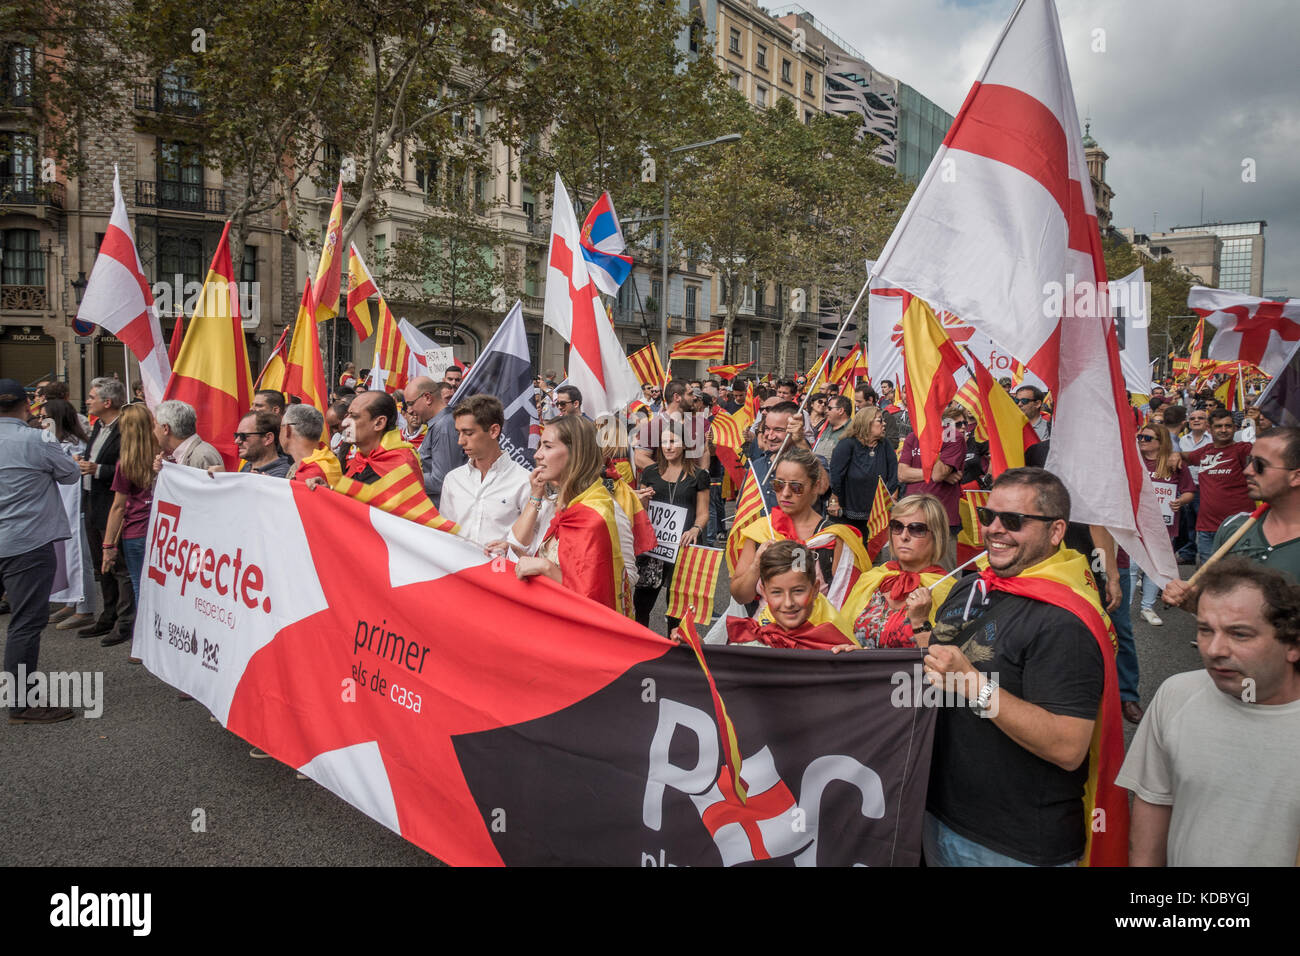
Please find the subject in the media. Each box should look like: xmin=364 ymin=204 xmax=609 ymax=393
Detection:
xmin=1139 ymin=571 xmax=1160 ymax=611
xmin=1196 ymin=530 xmax=1217 ymax=565
xmin=705 ymin=482 xmax=726 ymax=541
xmin=923 ymin=812 xmax=1078 ymax=867
xmin=1115 ymin=567 xmax=1139 ymax=702
xmin=122 ymin=536 xmax=146 ymax=602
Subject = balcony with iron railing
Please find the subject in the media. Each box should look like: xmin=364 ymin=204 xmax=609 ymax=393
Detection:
xmin=135 ymin=179 xmax=226 ymax=214
xmin=135 ymin=82 xmax=202 ymax=116
xmin=0 ymin=176 xmax=64 ymax=209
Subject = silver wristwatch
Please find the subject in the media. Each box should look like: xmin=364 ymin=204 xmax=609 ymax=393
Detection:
xmin=974 ymin=678 xmax=999 ymax=713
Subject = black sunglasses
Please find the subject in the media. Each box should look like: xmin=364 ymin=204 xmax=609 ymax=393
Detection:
xmin=1014 ymin=397 xmax=1037 ymax=405
xmin=232 ymin=431 xmax=270 ymax=442
xmin=1137 ymin=434 xmax=1158 ymax=443
xmin=975 ymin=506 xmax=1062 ymax=532
xmin=1246 ymin=455 xmax=1291 ymax=475
xmin=889 ymin=520 xmax=930 ymax=537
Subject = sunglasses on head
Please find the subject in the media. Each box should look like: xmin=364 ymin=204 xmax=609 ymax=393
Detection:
xmin=975 ymin=506 xmax=1061 ymax=532
xmin=889 ymin=519 xmax=930 ymax=537
xmin=770 ymin=478 xmax=806 ymax=495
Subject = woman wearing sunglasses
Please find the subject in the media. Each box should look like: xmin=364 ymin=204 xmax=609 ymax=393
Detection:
xmin=730 ymin=447 xmax=868 ymax=609
xmin=1133 ymin=425 xmax=1193 ymax=626
xmin=835 ymin=495 xmax=955 ymax=650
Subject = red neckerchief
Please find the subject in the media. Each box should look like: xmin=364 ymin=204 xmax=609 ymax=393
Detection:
xmin=725 ymin=616 xmax=845 ymax=650
xmin=768 ymin=507 xmax=832 ymax=548
xmin=878 ymin=561 xmax=946 ymax=601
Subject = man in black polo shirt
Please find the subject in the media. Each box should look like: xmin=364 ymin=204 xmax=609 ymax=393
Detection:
xmin=921 ymin=467 xmax=1105 ymax=866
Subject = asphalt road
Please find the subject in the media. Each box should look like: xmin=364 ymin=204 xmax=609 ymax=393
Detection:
xmin=1 ymin=560 xmax=1204 ymax=866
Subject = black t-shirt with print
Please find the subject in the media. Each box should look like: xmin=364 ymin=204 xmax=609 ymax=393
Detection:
xmin=640 ymin=464 xmax=710 ymax=531
xmin=926 ymin=573 xmax=1104 ymax=866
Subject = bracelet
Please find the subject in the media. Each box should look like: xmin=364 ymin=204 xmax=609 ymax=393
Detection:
xmin=105 ymin=544 xmax=119 ymax=551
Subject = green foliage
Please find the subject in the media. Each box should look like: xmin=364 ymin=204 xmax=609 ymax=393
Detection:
xmin=385 ymin=208 xmax=508 ymax=329
xmin=1102 ymin=234 xmax=1198 ymax=362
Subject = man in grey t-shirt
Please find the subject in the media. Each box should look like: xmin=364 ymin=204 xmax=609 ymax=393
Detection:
xmin=1118 ymin=558 xmax=1300 ymax=866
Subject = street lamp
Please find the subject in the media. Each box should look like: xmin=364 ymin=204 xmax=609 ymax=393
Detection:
xmin=660 ymin=133 xmax=741 ymax=363
xmin=71 ymin=271 xmax=88 ymax=403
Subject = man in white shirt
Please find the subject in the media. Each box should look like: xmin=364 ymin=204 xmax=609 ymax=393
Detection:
xmin=439 ymin=394 xmax=531 ymax=547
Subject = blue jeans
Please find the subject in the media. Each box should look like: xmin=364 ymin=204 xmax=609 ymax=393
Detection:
xmin=923 ymin=812 xmax=1077 ymax=867
xmin=122 ymin=536 xmax=146 ymax=601
xmin=1196 ymin=530 xmax=1216 ymax=565
xmin=1139 ymin=571 xmax=1160 ymax=611
xmin=706 ymin=482 xmax=726 ymax=540
xmin=1115 ymin=568 xmax=1139 ymax=702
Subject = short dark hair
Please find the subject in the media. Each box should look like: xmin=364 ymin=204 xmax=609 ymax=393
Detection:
xmin=1161 ymin=404 xmax=1186 ymax=428
xmin=828 ymin=395 xmax=853 ymax=416
xmin=43 ymin=381 xmax=70 ymax=401
xmin=809 ymin=391 xmax=826 ymax=404
xmin=664 ymin=381 xmax=686 ymax=405
xmin=366 ymin=391 xmax=399 ymax=433
xmin=856 ymin=383 xmax=877 ymax=404
xmin=335 ymin=385 xmax=356 ymax=398
xmin=256 ymin=388 xmax=286 ymax=412
xmin=556 ymin=385 xmax=582 ymax=406
xmin=1196 ymin=556 xmax=1300 ymax=670
xmin=1209 ymin=408 xmax=1234 ymax=425
xmin=758 ymin=540 xmax=818 ymax=587
xmin=1016 ymin=385 xmax=1045 ymax=402
xmin=242 ymin=409 xmax=281 ymax=440
xmin=776 ymin=379 xmax=797 ymax=392
xmin=1258 ymin=426 xmax=1300 ymax=470
xmin=452 ymin=393 xmax=505 ymax=434
xmin=990 ymin=466 xmax=1070 ymax=522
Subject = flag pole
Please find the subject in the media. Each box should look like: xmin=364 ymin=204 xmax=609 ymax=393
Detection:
xmin=122 ymin=342 xmax=131 ymax=397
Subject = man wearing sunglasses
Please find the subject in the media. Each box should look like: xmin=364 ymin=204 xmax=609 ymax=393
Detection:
xmin=1164 ymin=428 xmax=1300 ymax=608
xmin=235 ymin=410 xmax=292 ymax=478
xmin=921 ymin=468 xmax=1109 ymax=867
xmin=1178 ymin=408 xmax=1254 ymax=565
xmin=1014 ymin=386 xmax=1051 ymax=441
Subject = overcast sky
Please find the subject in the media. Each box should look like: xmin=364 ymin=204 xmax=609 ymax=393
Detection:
xmin=793 ymin=0 xmax=1299 ymax=296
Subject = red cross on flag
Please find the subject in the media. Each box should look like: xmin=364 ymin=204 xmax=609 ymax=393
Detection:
xmin=1189 ymin=286 xmax=1300 ymax=377
xmin=543 ymin=173 xmax=640 ymax=417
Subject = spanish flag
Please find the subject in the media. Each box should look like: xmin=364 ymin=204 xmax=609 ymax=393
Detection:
xmin=628 ymin=343 xmax=666 ymax=389
xmin=291 ymin=443 xmax=342 ymax=486
xmin=333 ymin=430 xmax=459 ymax=535
xmin=827 ymin=345 xmax=864 ymax=391
xmin=707 ymin=361 xmax=753 ymax=381
xmin=804 ymin=348 xmax=830 ymax=392
xmin=969 ymin=548 xmax=1129 ymax=867
xmin=1188 ymin=314 xmax=1205 ymax=375
xmin=956 ymin=488 xmax=990 ymax=564
xmin=900 ymin=296 xmax=965 ymax=475
xmin=162 ymin=221 xmax=253 ymax=472
xmin=348 ymin=244 xmax=410 ymax=392
xmin=255 ymin=324 xmax=291 ymax=392
xmin=312 ymin=174 xmax=344 ymax=323
xmin=709 ymin=408 xmax=746 ymax=490
xmin=541 ymin=479 xmax=632 ymax=616
xmin=344 ymin=243 xmax=377 ymax=341
xmin=965 ymin=349 xmax=1038 ymax=475
xmin=282 ymin=276 xmax=329 ymax=411
xmin=167 ymin=311 xmax=185 ymax=366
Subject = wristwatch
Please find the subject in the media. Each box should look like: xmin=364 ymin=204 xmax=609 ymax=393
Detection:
xmin=974 ymin=677 xmax=998 ymax=713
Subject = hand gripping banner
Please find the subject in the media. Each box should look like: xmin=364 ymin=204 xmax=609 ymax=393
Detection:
xmin=136 ymin=464 xmax=936 ymax=866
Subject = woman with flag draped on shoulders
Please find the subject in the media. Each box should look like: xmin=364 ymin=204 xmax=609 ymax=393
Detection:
xmin=835 ymin=494 xmax=956 ymax=651
xmin=512 ymin=415 xmax=636 ymax=616
xmin=729 ymin=447 xmax=869 ymax=612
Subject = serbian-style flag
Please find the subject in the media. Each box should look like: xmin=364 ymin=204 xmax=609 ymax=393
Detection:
xmin=965 ymin=348 xmax=1039 ymax=476
xmin=628 ymin=343 xmax=666 ymax=389
xmin=873 ymin=0 xmax=1175 ymax=589
xmin=666 ymin=545 xmax=725 ymax=625
xmin=1190 ymin=286 xmax=1300 ymax=378
xmin=900 ymin=296 xmax=964 ymax=475
xmin=544 ymin=173 xmax=640 ymax=417
xmin=579 ymin=191 xmax=632 ymax=296
xmin=256 ymin=325 xmax=291 ymax=391
xmin=344 ymin=243 xmax=377 ymax=340
xmin=709 ymin=408 xmax=746 ymax=491
xmin=163 ymin=221 xmax=253 ymax=471
xmin=283 ymin=276 xmax=328 ymax=410
xmin=707 ymin=361 xmax=753 ymax=381
xmin=312 ymin=175 xmax=345 ymax=323
xmin=167 ymin=312 xmax=185 ymax=367
xmin=863 ymin=479 xmax=893 ymax=561
xmin=669 ymin=328 xmax=727 ymax=363
xmin=335 ymin=430 xmax=459 ymax=534
xmin=77 ymin=166 xmax=171 ymax=407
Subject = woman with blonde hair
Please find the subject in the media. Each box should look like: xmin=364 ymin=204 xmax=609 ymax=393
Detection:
xmin=829 ymin=405 xmax=898 ymax=539
xmin=835 ymin=494 xmax=956 ymax=650
xmin=101 ymin=404 xmax=161 ymax=606
xmin=511 ymin=414 xmax=637 ymax=615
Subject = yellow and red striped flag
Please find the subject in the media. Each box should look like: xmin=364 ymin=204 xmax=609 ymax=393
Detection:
xmin=953 ymin=375 xmax=987 ymax=440
xmin=707 ymin=361 xmax=753 ymax=380
xmin=804 ymin=348 xmax=830 ymax=392
xmin=1188 ymin=314 xmax=1205 ymax=376
xmin=1010 ymin=357 xmax=1027 ymax=388
xmin=344 ymin=243 xmax=377 ymax=340
xmin=627 ymin=343 xmax=666 ymax=388
xmin=957 ymin=489 xmax=991 ymax=564
xmin=282 ymin=276 xmax=329 ymax=411
xmin=668 ymin=327 xmax=725 ymax=362
xmin=725 ymin=470 xmax=767 ymax=574
xmin=827 ymin=345 xmax=864 ymax=391
xmin=677 ymin=605 xmax=748 ymax=803
xmin=666 ymin=544 xmax=725 ymax=623
xmin=333 ymin=433 xmax=460 ymax=535
xmin=255 ymin=325 xmax=291 ymax=392
xmin=966 ymin=348 xmax=1038 ymax=476
xmin=900 ymin=296 xmax=965 ymax=475
xmin=312 ymin=174 xmax=345 ymax=323
xmin=732 ymin=380 xmax=758 ymax=434
xmin=863 ymin=479 xmax=893 ymax=561
xmin=709 ymin=408 xmax=746 ymax=490
xmin=162 ymin=221 xmax=253 ymax=471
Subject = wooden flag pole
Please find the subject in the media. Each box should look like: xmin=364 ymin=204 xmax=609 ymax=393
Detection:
xmin=1185 ymin=503 xmax=1269 ymax=589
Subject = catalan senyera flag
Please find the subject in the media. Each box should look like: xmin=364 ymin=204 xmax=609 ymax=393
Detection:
xmin=953 ymin=376 xmax=987 ymax=440
xmin=957 ymin=489 xmax=991 ymax=564
xmin=628 ymin=343 xmax=666 ymax=389
xmin=707 ymin=361 xmax=753 ymax=381
xmin=344 ymin=243 xmax=377 ymax=341
xmin=666 ymin=544 xmax=725 ymax=624
xmin=162 ymin=221 xmax=253 ymax=471
xmin=334 ymin=430 xmax=460 ymax=535
xmin=312 ymin=175 xmax=345 ymax=323
xmin=709 ymin=408 xmax=746 ymax=491
xmin=668 ymin=328 xmax=726 ymax=362
xmin=282 ymin=276 xmax=329 ymax=411
xmin=676 ymin=606 xmax=748 ymax=803
xmin=900 ymin=296 xmax=965 ymax=475
xmin=966 ymin=348 xmax=1039 ymax=476
xmin=725 ymin=470 xmax=767 ymax=575
xmin=255 ymin=325 xmax=291 ymax=391
xmin=863 ymin=479 xmax=893 ymax=561
xmin=1187 ymin=314 xmax=1205 ymax=376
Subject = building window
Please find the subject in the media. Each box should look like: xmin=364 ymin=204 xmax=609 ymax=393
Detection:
xmin=414 ymin=150 xmax=438 ymax=197
xmin=2 ymin=228 xmax=43 ymax=286
xmin=5 ymin=45 xmax=33 ymax=106
xmin=651 ymin=279 xmax=662 ymax=305
xmin=804 ymin=71 xmax=814 ymax=95
xmin=240 ymin=245 xmax=257 ymax=285
xmin=756 ymin=86 xmax=767 ymax=108
xmin=685 ymin=286 xmax=697 ymax=322
xmin=749 ymin=330 xmax=761 ymax=364
xmin=729 ymin=71 xmax=741 ymax=91
xmin=781 ymin=59 xmax=792 ymax=84
xmin=1 ymin=131 xmax=36 ymax=194
xmin=729 ymin=28 xmax=741 ymax=54
xmin=804 ymin=109 xmax=815 ymax=124
xmin=157 ymin=140 xmax=203 ymax=209
xmin=474 ymin=166 xmax=489 ymax=207
xmin=374 ymin=234 xmax=388 ymax=272
xmin=798 ymin=336 xmax=809 ymax=372
xmin=158 ymin=231 xmax=203 ymax=290
xmin=159 ymin=65 xmax=200 ymax=114
xmin=689 ymin=17 xmax=705 ymax=55
xmin=522 ymin=184 xmax=535 ymax=222
xmin=756 ymin=44 xmax=767 ymax=69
